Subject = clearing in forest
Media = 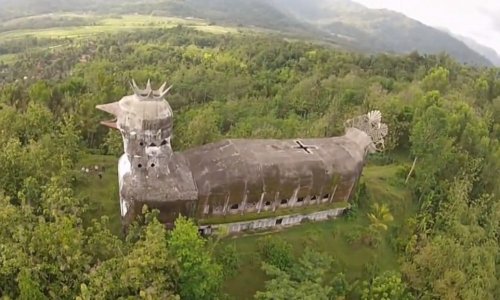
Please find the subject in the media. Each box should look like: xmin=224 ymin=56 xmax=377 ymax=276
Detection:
xmin=76 ymin=154 xmax=415 ymax=298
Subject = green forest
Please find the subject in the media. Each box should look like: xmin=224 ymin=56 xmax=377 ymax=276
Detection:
xmin=0 ymin=25 xmax=499 ymax=299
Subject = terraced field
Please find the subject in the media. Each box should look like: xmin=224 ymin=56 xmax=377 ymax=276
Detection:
xmin=0 ymin=13 xmax=240 ymax=64
xmin=0 ymin=14 xmax=238 ymax=40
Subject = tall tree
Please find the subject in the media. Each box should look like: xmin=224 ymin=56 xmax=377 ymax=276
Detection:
xmin=168 ymin=217 xmax=223 ymax=300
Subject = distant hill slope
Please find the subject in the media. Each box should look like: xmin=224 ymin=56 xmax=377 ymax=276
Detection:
xmin=451 ymin=34 xmax=500 ymax=67
xmin=160 ymin=0 xmax=325 ymax=37
xmin=270 ymin=0 xmax=493 ymax=66
xmin=0 ymin=0 xmax=494 ymax=66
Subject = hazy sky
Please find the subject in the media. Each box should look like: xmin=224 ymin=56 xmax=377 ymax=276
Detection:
xmin=354 ymin=0 xmax=500 ymax=54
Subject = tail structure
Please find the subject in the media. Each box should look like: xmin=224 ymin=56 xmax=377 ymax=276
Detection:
xmin=344 ymin=110 xmax=388 ymax=151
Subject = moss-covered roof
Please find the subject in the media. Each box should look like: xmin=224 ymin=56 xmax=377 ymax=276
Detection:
xmin=183 ymin=136 xmax=365 ymax=206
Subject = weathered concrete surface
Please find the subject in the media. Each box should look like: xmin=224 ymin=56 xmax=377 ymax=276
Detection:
xmin=183 ymin=136 xmax=364 ymax=217
xmin=198 ymin=207 xmax=348 ymax=235
xmin=97 ymin=83 xmax=198 ymax=228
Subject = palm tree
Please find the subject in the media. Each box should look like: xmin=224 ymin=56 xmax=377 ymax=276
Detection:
xmin=367 ymin=203 xmax=394 ymax=231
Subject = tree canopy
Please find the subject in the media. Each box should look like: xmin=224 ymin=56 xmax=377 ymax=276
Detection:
xmin=0 ymin=26 xmax=498 ymax=299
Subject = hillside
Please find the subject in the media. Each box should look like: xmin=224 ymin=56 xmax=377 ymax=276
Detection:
xmin=0 ymin=23 xmax=498 ymax=299
xmin=271 ymin=0 xmax=493 ymax=66
xmin=160 ymin=0 xmax=322 ymax=37
xmin=0 ymin=0 xmax=495 ymax=66
xmin=453 ymin=34 xmax=500 ymax=67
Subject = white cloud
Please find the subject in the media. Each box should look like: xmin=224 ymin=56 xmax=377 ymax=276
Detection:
xmin=353 ymin=0 xmax=500 ymax=54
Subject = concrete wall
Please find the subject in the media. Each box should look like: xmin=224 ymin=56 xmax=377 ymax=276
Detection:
xmin=199 ymin=206 xmax=348 ymax=235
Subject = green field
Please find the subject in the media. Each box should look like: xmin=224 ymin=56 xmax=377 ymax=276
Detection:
xmin=75 ymin=153 xmax=414 ymax=298
xmin=0 ymin=14 xmax=238 ymax=41
xmin=0 ymin=14 xmax=241 ymax=64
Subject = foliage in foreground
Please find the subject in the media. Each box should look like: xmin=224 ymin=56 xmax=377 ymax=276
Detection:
xmin=0 ymin=48 xmax=224 ymax=298
xmin=0 ymin=26 xmax=498 ymax=299
xmin=255 ymin=238 xmax=411 ymax=300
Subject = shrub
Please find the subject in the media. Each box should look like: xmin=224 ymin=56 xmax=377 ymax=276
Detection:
xmin=396 ymin=165 xmax=411 ymax=181
xmin=367 ymin=152 xmax=395 ymax=165
xmin=361 ymin=228 xmax=382 ymax=249
xmin=343 ymin=228 xmax=362 ymax=245
xmin=345 ymin=203 xmax=359 ymax=220
xmin=361 ymin=271 xmax=412 ymax=300
xmin=257 ymin=236 xmax=293 ymax=271
xmin=362 ymin=261 xmax=380 ymax=279
xmin=352 ymin=182 xmax=369 ymax=209
xmin=329 ymin=272 xmax=351 ymax=299
xmin=215 ymin=244 xmax=240 ymax=278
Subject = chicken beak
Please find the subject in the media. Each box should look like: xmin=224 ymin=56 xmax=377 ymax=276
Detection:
xmin=96 ymin=102 xmax=121 ymax=116
xmin=96 ymin=102 xmax=121 ymax=129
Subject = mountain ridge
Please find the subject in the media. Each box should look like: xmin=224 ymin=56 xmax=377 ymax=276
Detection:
xmin=444 ymin=30 xmax=500 ymax=67
xmin=268 ymin=0 xmax=493 ymax=66
xmin=0 ymin=0 xmax=495 ymax=66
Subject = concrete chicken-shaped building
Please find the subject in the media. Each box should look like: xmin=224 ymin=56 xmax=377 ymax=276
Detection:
xmin=96 ymin=81 xmax=388 ymax=233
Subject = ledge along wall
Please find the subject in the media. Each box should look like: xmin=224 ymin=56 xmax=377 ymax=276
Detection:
xmin=198 ymin=206 xmax=349 ymax=235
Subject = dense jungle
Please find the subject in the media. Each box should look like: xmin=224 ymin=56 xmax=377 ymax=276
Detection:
xmin=0 ymin=15 xmax=499 ymax=300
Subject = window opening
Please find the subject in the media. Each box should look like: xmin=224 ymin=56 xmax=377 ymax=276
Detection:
xmin=276 ymin=218 xmax=283 ymax=225
xmin=297 ymin=197 xmax=304 ymax=202
xmin=230 ymin=204 xmax=239 ymax=210
xmin=280 ymin=199 xmax=288 ymax=205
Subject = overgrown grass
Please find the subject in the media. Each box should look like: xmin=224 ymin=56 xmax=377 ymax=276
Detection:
xmin=221 ymin=163 xmax=415 ymax=299
xmin=75 ymin=154 xmax=416 ymax=299
xmin=75 ymin=153 xmax=121 ymax=234
xmin=0 ymin=53 xmax=17 ymax=64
